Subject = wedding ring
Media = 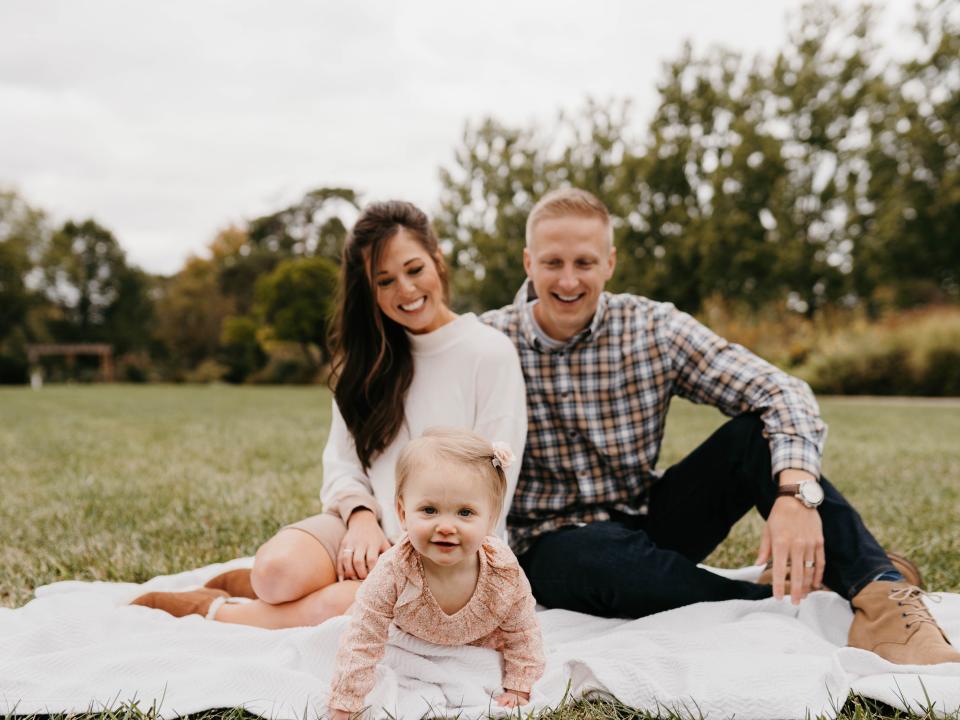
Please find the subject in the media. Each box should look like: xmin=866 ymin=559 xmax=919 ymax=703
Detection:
xmin=804 ymin=560 xmax=815 ymax=568
xmin=341 ymin=547 xmax=354 ymax=554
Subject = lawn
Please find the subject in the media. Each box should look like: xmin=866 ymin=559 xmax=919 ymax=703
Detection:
xmin=2 ymin=385 xmax=959 ymax=719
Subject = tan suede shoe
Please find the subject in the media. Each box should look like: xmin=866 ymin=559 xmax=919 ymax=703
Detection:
xmin=848 ymin=581 xmax=960 ymax=665
xmin=204 ymin=568 xmax=257 ymax=599
xmin=756 ymin=551 xmax=923 ymax=592
xmin=131 ymin=587 xmax=228 ymax=619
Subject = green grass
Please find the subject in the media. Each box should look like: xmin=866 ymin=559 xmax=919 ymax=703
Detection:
xmin=2 ymin=385 xmax=960 ymax=719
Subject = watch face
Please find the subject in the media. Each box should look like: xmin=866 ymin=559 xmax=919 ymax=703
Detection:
xmin=800 ymin=481 xmax=825 ymax=506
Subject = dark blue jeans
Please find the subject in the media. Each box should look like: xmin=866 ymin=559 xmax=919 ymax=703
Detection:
xmin=517 ymin=414 xmax=893 ymax=618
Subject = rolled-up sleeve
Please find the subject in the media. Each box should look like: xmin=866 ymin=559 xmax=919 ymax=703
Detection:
xmin=661 ymin=305 xmax=826 ymax=479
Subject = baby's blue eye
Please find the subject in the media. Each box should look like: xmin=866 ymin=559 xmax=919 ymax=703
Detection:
xmin=422 ymin=507 xmax=436 ymax=515
xmin=457 ymin=508 xmax=474 ymax=517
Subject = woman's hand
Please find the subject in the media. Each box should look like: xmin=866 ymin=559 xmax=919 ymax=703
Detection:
xmin=337 ymin=509 xmax=391 ymax=581
xmin=495 ymin=689 xmax=530 ymax=707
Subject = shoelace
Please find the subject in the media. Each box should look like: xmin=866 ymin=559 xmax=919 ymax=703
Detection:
xmin=888 ymin=584 xmax=941 ymax=629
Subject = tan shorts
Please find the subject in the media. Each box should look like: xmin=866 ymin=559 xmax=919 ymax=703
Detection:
xmin=284 ymin=512 xmax=347 ymax=566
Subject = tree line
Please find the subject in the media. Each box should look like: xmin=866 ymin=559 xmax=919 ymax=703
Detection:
xmin=1 ymin=1 xmax=956 ymax=384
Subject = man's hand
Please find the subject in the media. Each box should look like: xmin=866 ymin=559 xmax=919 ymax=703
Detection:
xmin=337 ymin=509 xmax=391 ymax=581
xmin=495 ymin=689 xmax=530 ymax=708
xmin=756 ymin=469 xmax=825 ymax=604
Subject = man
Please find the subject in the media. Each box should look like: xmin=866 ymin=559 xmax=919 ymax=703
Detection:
xmin=481 ymin=187 xmax=959 ymax=665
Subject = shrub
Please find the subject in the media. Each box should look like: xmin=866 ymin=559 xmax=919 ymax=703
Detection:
xmin=247 ymin=356 xmax=320 ymax=385
xmin=184 ymin=359 xmax=229 ymax=384
xmin=797 ymin=307 xmax=960 ymax=396
xmin=0 ymin=354 xmax=28 ymax=384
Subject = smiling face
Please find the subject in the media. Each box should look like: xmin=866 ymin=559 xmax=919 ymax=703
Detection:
xmin=523 ymin=214 xmax=617 ymax=341
xmin=396 ymin=458 xmax=496 ymax=571
xmin=372 ymin=228 xmax=453 ymax=335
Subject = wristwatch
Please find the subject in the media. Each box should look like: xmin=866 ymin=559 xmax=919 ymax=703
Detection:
xmin=777 ymin=480 xmax=825 ymax=508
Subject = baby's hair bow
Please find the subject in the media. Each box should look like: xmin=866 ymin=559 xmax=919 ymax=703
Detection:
xmin=491 ymin=441 xmax=515 ymax=471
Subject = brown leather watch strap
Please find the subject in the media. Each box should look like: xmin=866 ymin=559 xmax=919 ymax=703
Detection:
xmin=777 ymin=484 xmax=801 ymax=497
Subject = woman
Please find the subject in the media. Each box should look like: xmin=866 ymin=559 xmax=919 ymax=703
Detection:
xmin=133 ymin=201 xmax=527 ymax=628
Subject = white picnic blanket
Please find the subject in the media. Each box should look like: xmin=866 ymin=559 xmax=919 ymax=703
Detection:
xmin=2 ymin=558 xmax=959 ymax=720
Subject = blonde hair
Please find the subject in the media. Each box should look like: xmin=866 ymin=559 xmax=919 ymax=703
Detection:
xmin=395 ymin=427 xmax=508 ymax=516
xmin=525 ymin=187 xmax=613 ymax=248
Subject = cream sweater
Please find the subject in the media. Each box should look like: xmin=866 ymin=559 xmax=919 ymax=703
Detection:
xmin=320 ymin=313 xmax=527 ymax=541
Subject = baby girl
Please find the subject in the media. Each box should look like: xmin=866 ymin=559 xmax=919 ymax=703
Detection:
xmin=328 ymin=427 xmax=544 ymax=717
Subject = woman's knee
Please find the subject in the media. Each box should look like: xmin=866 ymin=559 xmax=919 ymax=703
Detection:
xmin=251 ymin=530 xmax=335 ymax=604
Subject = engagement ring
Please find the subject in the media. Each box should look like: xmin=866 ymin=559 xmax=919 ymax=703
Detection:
xmin=804 ymin=560 xmax=815 ymax=568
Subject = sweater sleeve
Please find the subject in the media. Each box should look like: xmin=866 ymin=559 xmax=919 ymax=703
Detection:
xmin=471 ymin=333 xmax=528 ymax=540
xmin=327 ymin=554 xmax=398 ymax=713
xmin=320 ymin=399 xmax=383 ymax=523
xmin=659 ymin=304 xmax=826 ymax=479
xmin=497 ymin=571 xmax=545 ymax=694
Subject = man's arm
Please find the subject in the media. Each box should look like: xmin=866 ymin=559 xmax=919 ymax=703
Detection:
xmin=659 ymin=304 xmax=827 ymax=603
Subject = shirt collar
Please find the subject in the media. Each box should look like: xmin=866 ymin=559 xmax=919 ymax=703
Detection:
xmin=514 ymin=279 xmax=609 ymax=353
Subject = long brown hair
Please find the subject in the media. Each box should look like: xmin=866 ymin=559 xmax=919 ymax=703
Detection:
xmin=328 ymin=201 xmax=449 ymax=469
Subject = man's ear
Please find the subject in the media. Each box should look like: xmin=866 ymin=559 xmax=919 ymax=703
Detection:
xmin=605 ymin=244 xmax=617 ymax=280
xmin=396 ymin=497 xmax=406 ymax=530
xmin=523 ymin=246 xmax=532 ymax=277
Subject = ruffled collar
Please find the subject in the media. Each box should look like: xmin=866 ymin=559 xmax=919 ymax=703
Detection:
xmin=393 ymin=534 xmax=519 ymax=617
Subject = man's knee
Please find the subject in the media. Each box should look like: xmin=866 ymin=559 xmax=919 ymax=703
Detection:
xmin=524 ymin=524 xmax=660 ymax=615
xmin=725 ymin=413 xmax=765 ymax=443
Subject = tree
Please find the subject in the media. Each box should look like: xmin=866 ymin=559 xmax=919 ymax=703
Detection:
xmin=254 ymin=256 xmax=339 ymax=366
xmin=40 ymin=218 xmax=155 ymax=350
xmin=0 ymin=190 xmax=48 ymax=344
xmin=247 ymin=187 xmax=360 ymax=262
xmin=850 ymin=1 xmax=960 ymax=309
xmin=219 ymin=315 xmax=265 ymax=383
xmin=219 ymin=188 xmax=360 ymax=315
xmin=436 ymin=102 xmax=638 ymax=312
xmin=153 ymin=256 xmax=234 ymax=371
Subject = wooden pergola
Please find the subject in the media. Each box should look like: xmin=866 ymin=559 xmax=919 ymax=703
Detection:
xmin=26 ymin=343 xmax=115 ymax=382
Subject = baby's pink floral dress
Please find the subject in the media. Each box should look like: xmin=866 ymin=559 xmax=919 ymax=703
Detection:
xmin=328 ymin=534 xmax=545 ymax=713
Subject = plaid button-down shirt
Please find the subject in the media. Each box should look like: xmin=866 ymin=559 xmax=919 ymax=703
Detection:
xmin=481 ymin=283 xmax=827 ymax=556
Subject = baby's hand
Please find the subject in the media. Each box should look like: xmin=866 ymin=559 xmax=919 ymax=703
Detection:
xmin=328 ymin=708 xmax=351 ymax=720
xmin=495 ymin=689 xmax=530 ymax=708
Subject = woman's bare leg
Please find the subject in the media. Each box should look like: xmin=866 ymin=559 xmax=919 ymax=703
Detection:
xmin=214 ymin=579 xmax=360 ymax=628
xmin=212 ymin=527 xmax=358 ymax=628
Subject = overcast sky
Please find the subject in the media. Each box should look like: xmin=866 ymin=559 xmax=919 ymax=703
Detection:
xmin=1 ymin=0 xmax=915 ymax=275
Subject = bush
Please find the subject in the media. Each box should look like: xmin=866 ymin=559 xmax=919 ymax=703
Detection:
xmin=116 ymin=352 xmax=154 ymax=383
xmin=797 ymin=308 xmax=960 ymax=396
xmin=0 ymin=354 xmax=28 ymax=384
xmin=247 ymin=356 xmax=319 ymax=385
xmin=184 ymin=359 xmax=230 ymax=384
